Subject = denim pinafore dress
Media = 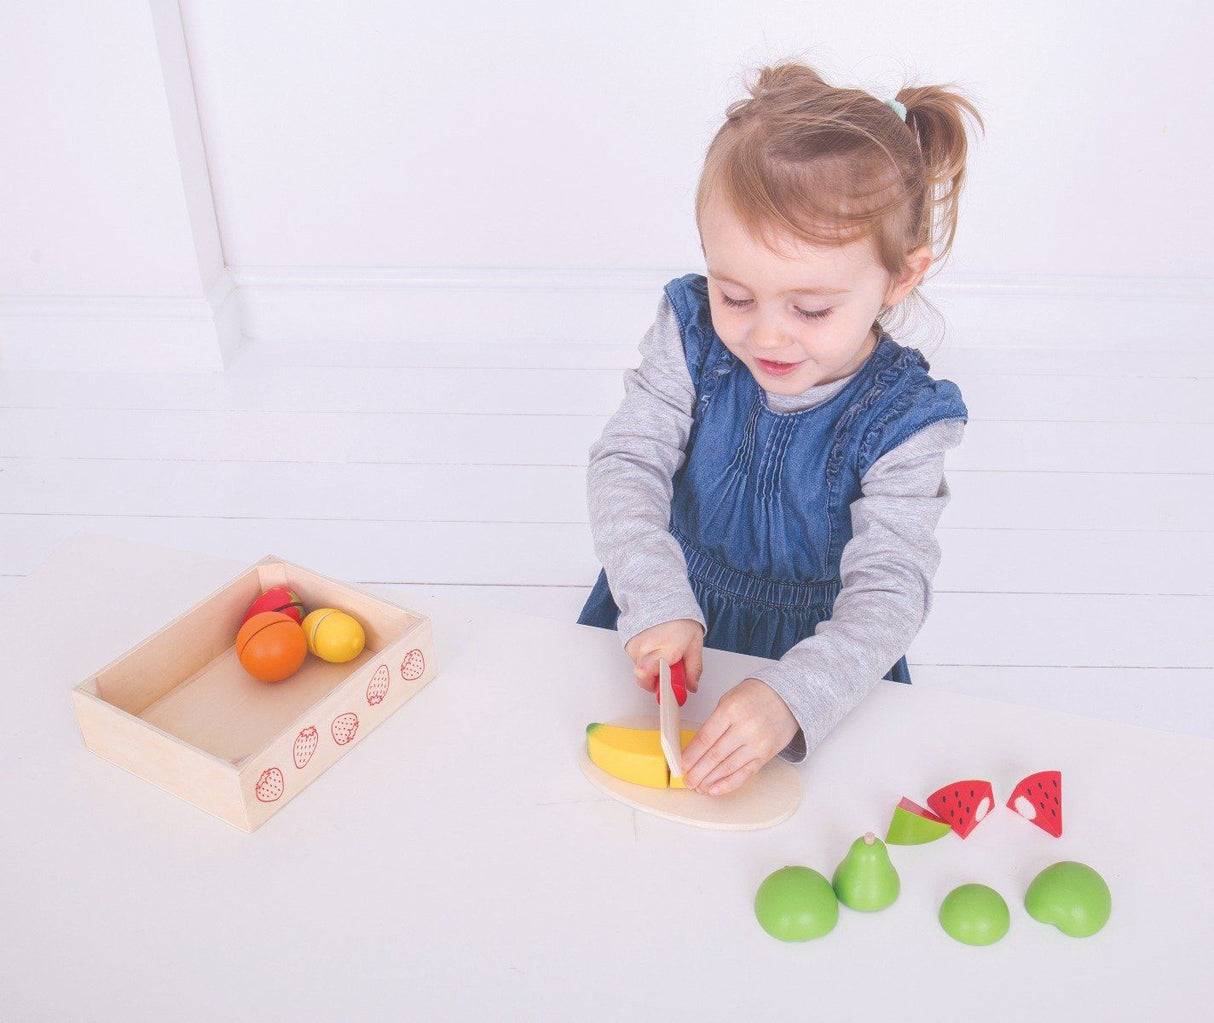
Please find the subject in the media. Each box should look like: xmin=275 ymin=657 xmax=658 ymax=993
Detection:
xmin=578 ymin=273 xmax=968 ymax=684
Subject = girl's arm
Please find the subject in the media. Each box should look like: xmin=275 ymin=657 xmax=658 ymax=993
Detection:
xmin=586 ymin=294 xmax=707 ymax=647
xmin=746 ymin=418 xmax=966 ymax=763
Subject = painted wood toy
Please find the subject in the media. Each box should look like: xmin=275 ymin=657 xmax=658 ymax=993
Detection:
xmin=1007 ymin=770 xmax=1063 ymax=837
xmin=654 ymin=658 xmax=688 ymax=706
xmin=236 ymin=610 xmax=308 ymax=682
xmin=585 ymin=723 xmax=695 ymax=789
xmin=71 ymin=554 xmax=436 ymax=832
xmin=832 ymin=833 xmax=900 ymax=911
xmin=927 ymin=779 xmax=995 ymax=839
xmin=754 ymin=866 xmax=839 ymax=942
xmin=939 ymin=884 xmax=1011 ymax=946
xmin=885 ymin=796 xmax=952 ymax=845
xmin=242 ymin=585 xmax=305 ymax=625
xmin=301 ymin=607 xmax=367 ymax=663
xmin=1025 ymin=861 xmax=1110 ymax=936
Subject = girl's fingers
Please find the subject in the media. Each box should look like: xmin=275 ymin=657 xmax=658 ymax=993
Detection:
xmin=696 ymin=746 xmax=760 ymax=793
xmin=705 ymin=757 xmax=764 ymax=796
xmin=682 ymin=723 xmax=741 ymax=790
xmin=634 ymin=657 xmax=658 ymax=692
xmin=683 ymin=644 xmax=703 ymax=693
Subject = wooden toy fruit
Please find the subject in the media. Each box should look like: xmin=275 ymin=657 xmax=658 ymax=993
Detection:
xmin=585 ymin=723 xmax=696 ymax=789
xmin=1025 ymin=861 xmax=1111 ymax=937
xmin=939 ymin=884 xmax=1010 ymax=946
xmin=301 ymin=608 xmax=366 ymax=663
xmin=236 ymin=611 xmax=308 ymax=682
xmin=886 ymin=796 xmax=952 ymax=845
xmin=927 ymin=779 xmax=995 ymax=839
xmin=754 ymin=866 xmax=839 ymax=942
xmin=242 ymin=586 xmax=305 ymax=625
xmin=654 ymin=659 xmax=688 ymax=707
xmin=832 ymin=833 xmax=900 ymax=911
xmin=1008 ymin=770 xmax=1063 ymax=837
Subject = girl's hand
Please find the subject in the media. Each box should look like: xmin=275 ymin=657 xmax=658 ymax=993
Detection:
xmin=624 ymin=619 xmax=704 ymax=695
xmin=680 ymin=678 xmax=799 ymax=796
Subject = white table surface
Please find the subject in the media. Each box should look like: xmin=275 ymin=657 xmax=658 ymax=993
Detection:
xmin=2 ymin=532 xmax=1211 ymax=1021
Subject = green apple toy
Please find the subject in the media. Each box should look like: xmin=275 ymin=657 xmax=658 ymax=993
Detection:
xmin=939 ymin=884 xmax=1011 ymax=945
xmin=1025 ymin=861 xmax=1111 ymax=937
xmin=754 ymin=866 xmax=839 ymax=941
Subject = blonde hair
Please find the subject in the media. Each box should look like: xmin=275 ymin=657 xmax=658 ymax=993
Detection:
xmin=695 ymin=61 xmax=985 ymax=342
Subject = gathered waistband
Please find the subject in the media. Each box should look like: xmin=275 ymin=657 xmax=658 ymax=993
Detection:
xmin=671 ymin=527 xmax=839 ymax=610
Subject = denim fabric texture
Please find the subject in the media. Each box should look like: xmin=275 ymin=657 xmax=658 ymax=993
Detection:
xmin=578 ymin=273 xmax=968 ymax=684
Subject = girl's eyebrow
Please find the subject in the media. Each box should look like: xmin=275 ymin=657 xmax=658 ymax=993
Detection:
xmin=707 ymin=270 xmax=850 ymax=296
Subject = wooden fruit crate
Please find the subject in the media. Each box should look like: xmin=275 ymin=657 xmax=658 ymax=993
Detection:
xmin=71 ymin=554 xmax=436 ymax=832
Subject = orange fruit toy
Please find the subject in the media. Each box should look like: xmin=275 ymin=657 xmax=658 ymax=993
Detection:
xmin=237 ymin=611 xmax=308 ymax=682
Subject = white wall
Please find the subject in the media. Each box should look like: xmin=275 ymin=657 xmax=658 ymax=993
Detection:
xmin=183 ymin=0 xmax=1209 ymax=277
xmin=0 ymin=0 xmax=239 ymax=371
xmin=2 ymin=0 xmax=1210 ymax=369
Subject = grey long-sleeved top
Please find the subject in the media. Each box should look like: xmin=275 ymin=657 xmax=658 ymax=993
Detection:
xmin=586 ymin=294 xmax=965 ymax=763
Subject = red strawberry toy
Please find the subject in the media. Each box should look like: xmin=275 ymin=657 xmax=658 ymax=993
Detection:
xmin=242 ymin=586 xmax=306 ymax=626
xmin=927 ymin=779 xmax=995 ymax=839
xmin=1007 ymin=770 xmax=1063 ymax=837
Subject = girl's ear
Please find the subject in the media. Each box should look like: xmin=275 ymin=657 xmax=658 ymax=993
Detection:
xmin=885 ymin=246 xmax=934 ymax=305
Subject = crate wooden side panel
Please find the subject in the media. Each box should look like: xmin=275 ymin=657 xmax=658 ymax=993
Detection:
xmin=238 ymin=615 xmax=437 ymax=831
xmin=92 ymin=567 xmax=263 ymax=717
xmin=72 ymin=683 xmax=245 ymax=829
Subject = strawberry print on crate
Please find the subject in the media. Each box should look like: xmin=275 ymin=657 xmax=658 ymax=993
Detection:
xmin=366 ymin=665 xmax=390 ymax=706
xmin=255 ymin=767 xmax=285 ymax=803
xmin=332 ymin=712 xmax=359 ymax=746
xmin=293 ymin=726 xmax=319 ymax=769
xmin=400 ymin=648 xmax=425 ymax=682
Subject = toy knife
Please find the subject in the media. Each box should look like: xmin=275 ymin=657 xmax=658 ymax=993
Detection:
xmin=658 ymin=658 xmax=684 ymax=782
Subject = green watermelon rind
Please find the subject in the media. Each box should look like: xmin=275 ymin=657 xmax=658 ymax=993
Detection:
xmin=886 ymin=801 xmax=953 ymax=845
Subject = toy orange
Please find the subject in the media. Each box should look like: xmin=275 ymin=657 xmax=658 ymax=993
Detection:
xmin=236 ymin=611 xmax=307 ymax=682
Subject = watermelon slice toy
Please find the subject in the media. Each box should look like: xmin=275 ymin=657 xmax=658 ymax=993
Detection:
xmin=886 ymin=797 xmax=952 ymax=845
xmin=1007 ymin=770 xmax=1063 ymax=837
xmin=927 ymin=780 xmax=995 ymax=839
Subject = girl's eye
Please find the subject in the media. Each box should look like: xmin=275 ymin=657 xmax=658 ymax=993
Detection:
xmin=796 ymin=306 xmax=833 ymax=321
xmin=720 ymin=294 xmax=833 ymax=322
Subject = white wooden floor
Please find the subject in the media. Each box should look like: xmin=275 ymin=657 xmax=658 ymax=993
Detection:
xmin=2 ymin=337 xmax=1211 ymax=736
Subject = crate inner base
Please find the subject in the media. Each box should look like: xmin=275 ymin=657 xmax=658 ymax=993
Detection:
xmin=138 ymin=644 xmax=381 ymax=765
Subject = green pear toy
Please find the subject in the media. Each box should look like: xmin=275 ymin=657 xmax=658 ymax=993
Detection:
xmin=832 ymin=832 xmax=901 ymax=911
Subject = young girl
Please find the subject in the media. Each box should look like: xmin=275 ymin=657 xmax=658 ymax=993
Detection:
xmin=578 ymin=62 xmax=985 ymax=796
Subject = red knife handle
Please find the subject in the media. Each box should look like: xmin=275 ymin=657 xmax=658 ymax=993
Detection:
xmin=654 ymin=659 xmax=688 ymax=707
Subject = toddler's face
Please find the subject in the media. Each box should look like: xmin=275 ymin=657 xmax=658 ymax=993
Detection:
xmin=700 ymin=196 xmax=908 ymax=393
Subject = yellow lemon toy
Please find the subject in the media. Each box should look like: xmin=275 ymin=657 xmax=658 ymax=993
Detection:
xmin=301 ymin=608 xmax=366 ymax=663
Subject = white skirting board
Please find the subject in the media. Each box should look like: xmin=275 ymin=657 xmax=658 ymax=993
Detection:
xmin=0 ymin=273 xmax=244 ymax=373
xmin=232 ymin=266 xmax=1213 ymax=351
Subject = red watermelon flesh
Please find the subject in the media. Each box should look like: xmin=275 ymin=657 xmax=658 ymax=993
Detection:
xmin=1007 ymin=770 xmax=1063 ymax=837
xmin=927 ymin=780 xmax=995 ymax=839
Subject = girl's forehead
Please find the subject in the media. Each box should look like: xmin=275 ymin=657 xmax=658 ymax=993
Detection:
xmin=700 ymin=197 xmax=880 ymax=284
